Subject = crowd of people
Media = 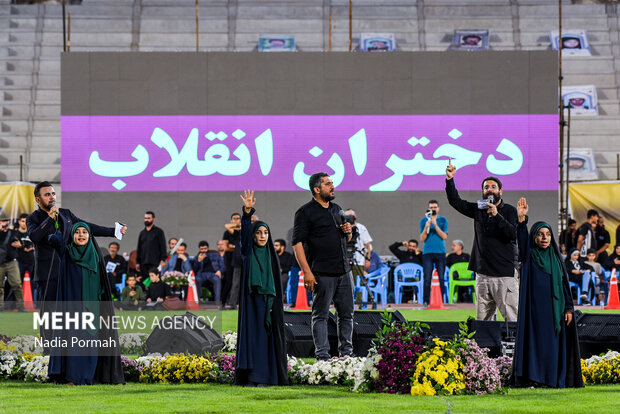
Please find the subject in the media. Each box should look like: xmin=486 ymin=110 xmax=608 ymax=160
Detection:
xmin=0 ymin=169 xmax=615 ymax=388
xmin=1 ymin=183 xmax=619 ymax=313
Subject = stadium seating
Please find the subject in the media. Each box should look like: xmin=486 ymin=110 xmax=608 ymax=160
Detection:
xmin=1 ymin=0 xmax=619 ymax=181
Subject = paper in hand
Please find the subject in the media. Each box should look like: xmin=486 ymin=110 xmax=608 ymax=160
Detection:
xmin=115 ymin=222 xmax=124 ymax=240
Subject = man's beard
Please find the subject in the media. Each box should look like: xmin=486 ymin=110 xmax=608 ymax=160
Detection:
xmin=40 ymin=200 xmax=54 ymax=211
xmin=144 ymin=220 xmax=153 ymax=227
xmin=483 ymin=191 xmax=500 ymax=202
xmin=320 ymin=191 xmax=335 ymax=202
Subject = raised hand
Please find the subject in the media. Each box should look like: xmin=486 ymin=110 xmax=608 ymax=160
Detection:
xmin=517 ymin=197 xmax=528 ymax=222
xmin=240 ymin=190 xmax=256 ymax=213
xmin=446 ymin=164 xmax=456 ymax=180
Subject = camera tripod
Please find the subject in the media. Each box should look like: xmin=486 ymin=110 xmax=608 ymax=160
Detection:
xmin=350 ymin=249 xmax=377 ymax=310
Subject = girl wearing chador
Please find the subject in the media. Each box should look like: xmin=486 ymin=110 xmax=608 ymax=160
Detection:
xmin=48 ymin=222 xmax=124 ymax=385
xmin=234 ymin=190 xmax=288 ymax=386
xmin=512 ymin=198 xmax=583 ymax=388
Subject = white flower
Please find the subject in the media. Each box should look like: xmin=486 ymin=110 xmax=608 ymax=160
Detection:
xmin=119 ymin=333 xmax=148 ymax=355
xmin=0 ymin=350 xmax=18 ymax=379
xmin=585 ymin=350 xmax=620 ymax=367
xmin=135 ymin=352 xmax=164 ymax=368
xmin=7 ymin=335 xmax=43 ymax=355
xmin=18 ymin=356 xmax=49 ymax=382
xmin=221 ymin=331 xmax=238 ymax=352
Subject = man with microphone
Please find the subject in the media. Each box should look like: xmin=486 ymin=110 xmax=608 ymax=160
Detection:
xmin=445 ymin=162 xmax=519 ymax=321
xmin=293 ymin=172 xmax=354 ymax=360
xmin=27 ymin=182 xmax=127 ymax=328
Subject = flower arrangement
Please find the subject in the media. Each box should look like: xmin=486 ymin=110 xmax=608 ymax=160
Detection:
xmin=0 ymin=350 xmax=18 ymax=379
xmin=493 ymin=355 xmax=513 ymax=387
xmin=288 ymin=355 xmax=371 ymax=388
xmin=210 ymin=353 xmax=236 ymax=384
xmin=121 ymin=356 xmax=143 ymax=382
xmin=119 ymin=333 xmax=148 ymax=355
xmin=221 ymin=330 xmax=237 ymax=353
xmin=456 ymin=339 xmax=502 ymax=394
xmin=14 ymin=355 xmax=49 ymax=382
xmin=372 ymin=312 xmax=426 ymax=394
xmin=582 ymin=350 xmax=620 ymax=384
xmin=139 ymin=354 xmax=217 ymax=384
xmin=162 ymin=271 xmax=189 ymax=287
xmin=352 ymin=349 xmax=381 ymax=392
xmin=5 ymin=335 xmax=43 ymax=355
xmin=135 ymin=352 xmax=165 ymax=369
xmin=410 ymin=338 xmax=466 ymax=396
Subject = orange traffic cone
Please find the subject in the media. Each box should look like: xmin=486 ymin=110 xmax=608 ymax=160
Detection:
xmin=295 ymin=271 xmax=310 ymax=310
xmin=605 ymin=270 xmax=620 ymax=310
xmin=186 ymin=272 xmax=200 ymax=310
xmin=22 ymin=270 xmax=35 ymax=312
xmin=427 ymin=269 xmax=445 ymax=310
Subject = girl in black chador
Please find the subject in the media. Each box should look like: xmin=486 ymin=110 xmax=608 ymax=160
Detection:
xmin=512 ymin=198 xmax=583 ymax=388
xmin=234 ymin=190 xmax=288 ymax=386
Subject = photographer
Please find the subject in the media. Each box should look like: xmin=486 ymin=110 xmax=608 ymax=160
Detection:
xmin=0 ymin=214 xmax=25 ymax=312
xmin=344 ymin=209 xmax=373 ymax=277
xmin=419 ymin=200 xmax=448 ymax=306
xmin=445 ymin=163 xmax=519 ymax=321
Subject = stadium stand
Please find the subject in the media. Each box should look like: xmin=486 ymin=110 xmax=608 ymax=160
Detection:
xmin=1 ymin=0 xmax=619 ymax=182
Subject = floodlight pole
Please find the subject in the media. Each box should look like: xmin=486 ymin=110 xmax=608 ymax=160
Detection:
xmin=62 ymin=0 xmax=67 ymax=52
xmin=329 ymin=7 xmax=332 ymax=51
xmin=348 ymin=0 xmax=352 ymax=51
xmin=558 ymin=0 xmax=566 ymax=233
xmin=565 ymin=105 xmax=571 ymax=224
xmin=67 ymin=11 xmax=71 ymax=52
xmin=195 ymin=0 xmax=199 ymax=52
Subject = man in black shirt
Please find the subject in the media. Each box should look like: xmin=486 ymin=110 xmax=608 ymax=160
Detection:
xmin=389 ymin=239 xmax=422 ymax=265
xmin=0 ymin=214 xmax=24 ymax=311
xmin=136 ymin=211 xmax=167 ymax=283
xmin=576 ymin=209 xmax=599 ymax=258
xmin=27 ymin=181 xmax=126 ymax=304
xmin=293 ymin=172 xmax=354 ymax=360
xmin=222 ymin=212 xmax=242 ymax=309
xmin=559 ymin=219 xmax=577 ymax=256
xmin=446 ymin=239 xmax=471 ymax=269
xmin=446 ymin=239 xmax=473 ymax=302
xmin=274 ymin=239 xmax=298 ymax=300
xmin=595 ymin=216 xmax=611 ymax=266
xmin=15 ymin=213 xmax=35 ymax=303
xmin=103 ymin=241 xmax=128 ymax=296
xmin=445 ymin=164 xmax=519 ymax=321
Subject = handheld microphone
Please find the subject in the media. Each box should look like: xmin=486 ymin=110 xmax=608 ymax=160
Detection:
xmin=488 ymin=195 xmax=495 ymax=204
xmin=339 ymin=210 xmax=346 ymax=225
xmin=50 ymin=201 xmax=59 ymax=229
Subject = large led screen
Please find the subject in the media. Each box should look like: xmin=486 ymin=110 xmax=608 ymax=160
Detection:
xmin=61 ymin=114 xmax=557 ymax=192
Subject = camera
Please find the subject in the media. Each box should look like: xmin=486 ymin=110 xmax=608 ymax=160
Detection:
xmin=342 ymin=214 xmax=355 ymax=225
xmin=425 ymin=210 xmax=437 ymax=218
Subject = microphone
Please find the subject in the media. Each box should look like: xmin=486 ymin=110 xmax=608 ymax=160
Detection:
xmin=488 ymin=195 xmax=495 ymax=204
xmin=339 ymin=210 xmax=346 ymax=225
xmin=50 ymin=201 xmax=59 ymax=229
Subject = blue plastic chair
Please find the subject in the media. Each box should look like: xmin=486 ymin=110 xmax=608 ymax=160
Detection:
xmin=359 ymin=266 xmax=390 ymax=309
xmin=569 ymin=280 xmax=582 ymax=305
xmin=393 ymin=263 xmax=424 ymax=304
xmin=286 ymin=269 xmax=299 ymax=304
xmin=600 ymin=270 xmax=611 ymax=305
xmin=441 ymin=267 xmax=450 ymax=303
xmin=115 ymin=273 xmax=126 ymax=295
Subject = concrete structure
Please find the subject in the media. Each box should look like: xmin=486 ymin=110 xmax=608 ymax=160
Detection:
xmin=0 ymin=0 xmax=618 ymax=181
